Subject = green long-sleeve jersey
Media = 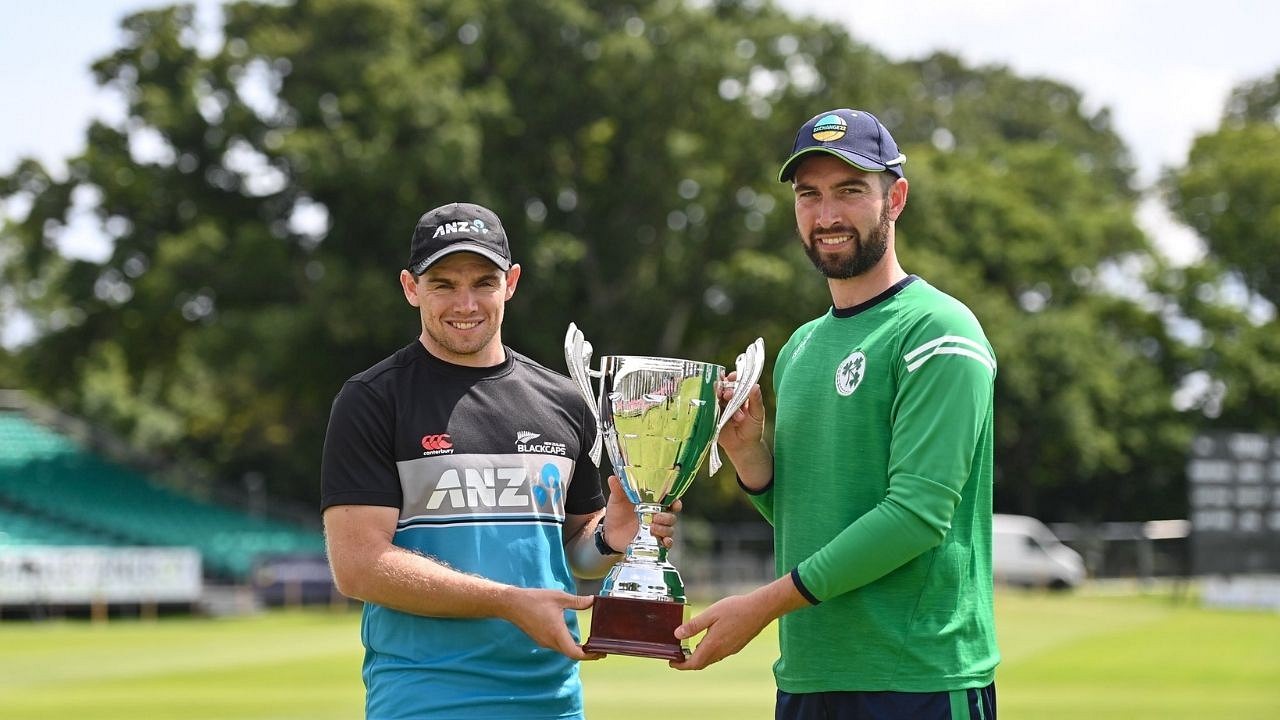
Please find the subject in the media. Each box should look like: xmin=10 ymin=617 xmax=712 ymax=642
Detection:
xmin=748 ymin=275 xmax=999 ymax=693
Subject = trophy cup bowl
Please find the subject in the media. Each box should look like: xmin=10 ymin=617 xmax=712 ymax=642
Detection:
xmin=565 ymin=323 xmax=764 ymax=660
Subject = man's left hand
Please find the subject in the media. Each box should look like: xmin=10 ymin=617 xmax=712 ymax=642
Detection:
xmin=669 ymin=574 xmax=810 ymax=671
xmin=667 ymin=592 xmax=771 ymax=670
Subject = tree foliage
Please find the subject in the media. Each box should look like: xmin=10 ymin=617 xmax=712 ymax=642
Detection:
xmin=1162 ymin=70 xmax=1280 ymax=432
xmin=0 ymin=0 xmax=1237 ymax=521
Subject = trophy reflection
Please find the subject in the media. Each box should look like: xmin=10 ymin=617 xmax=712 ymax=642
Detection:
xmin=565 ymin=323 xmax=764 ymax=660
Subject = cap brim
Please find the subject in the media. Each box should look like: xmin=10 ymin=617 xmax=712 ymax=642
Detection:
xmin=778 ymin=147 xmax=901 ymax=182
xmin=409 ymin=243 xmax=511 ymax=275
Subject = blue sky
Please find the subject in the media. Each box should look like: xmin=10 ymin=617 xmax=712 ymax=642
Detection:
xmin=0 ymin=2 xmax=215 ymax=174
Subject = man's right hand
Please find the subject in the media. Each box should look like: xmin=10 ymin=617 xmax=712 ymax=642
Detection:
xmin=503 ymin=588 xmax=603 ymax=661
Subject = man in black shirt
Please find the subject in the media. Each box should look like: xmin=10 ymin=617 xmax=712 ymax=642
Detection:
xmin=321 ymin=202 xmax=678 ymax=720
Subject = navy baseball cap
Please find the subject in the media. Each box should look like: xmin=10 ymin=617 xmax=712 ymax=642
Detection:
xmin=778 ymin=108 xmax=906 ymax=182
xmin=408 ymin=202 xmax=512 ymax=275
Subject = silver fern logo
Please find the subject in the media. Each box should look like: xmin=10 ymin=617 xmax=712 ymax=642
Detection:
xmin=516 ymin=431 xmax=541 ymax=444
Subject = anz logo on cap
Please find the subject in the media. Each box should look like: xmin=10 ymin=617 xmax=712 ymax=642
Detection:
xmin=812 ymin=113 xmax=850 ymax=142
xmin=432 ymin=219 xmax=489 ymax=238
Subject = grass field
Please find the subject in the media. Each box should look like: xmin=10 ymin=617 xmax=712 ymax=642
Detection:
xmin=1 ymin=588 xmax=1277 ymax=719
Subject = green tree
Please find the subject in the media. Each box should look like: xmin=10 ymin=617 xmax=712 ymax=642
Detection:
xmin=893 ymin=123 xmax=1188 ymax=519
xmin=0 ymin=1 xmax=862 ymax=513
xmin=0 ymin=1 xmax=1208 ymax=523
xmin=1163 ymin=69 xmax=1280 ymax=431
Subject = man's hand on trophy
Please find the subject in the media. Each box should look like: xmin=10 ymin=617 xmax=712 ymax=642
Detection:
xmin=715 ymin=373 xmax=773 ymax=492
xmin=504 ymin=588 xmax=605 ymax=661
xmin=603 ymin=474 xmax=681 ymax=552
xmin=717 ymin=372 xmax=767 ymax=455
xmin=665 ymin=571 xmax=803 ymax=666
xmin=669 ymin=575 xmax=808 ymax=671
xmin=667 ymin=592 xmax=771 ymax=671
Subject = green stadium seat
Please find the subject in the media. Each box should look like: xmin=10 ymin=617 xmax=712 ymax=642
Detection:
xmin=0 ymin=411 xmax=322 ymax=580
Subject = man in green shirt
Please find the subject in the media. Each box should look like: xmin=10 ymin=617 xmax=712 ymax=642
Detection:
xmin=672 ymin=108 xmax=999 ymax=720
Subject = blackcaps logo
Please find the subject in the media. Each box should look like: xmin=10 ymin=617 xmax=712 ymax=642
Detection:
xmin=835 ymin=350 xmax=866 ymax=396
xmin=516 ymin=430 xmax=567 ymax=456
xmin=812 ymin=113 xmax=849 ymax=142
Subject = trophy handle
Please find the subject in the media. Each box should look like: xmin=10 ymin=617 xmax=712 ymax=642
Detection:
xmin=564 ymin=323 xmax=604 ymax=467
xmin=709 ymin=337 xmax=766 ymax=475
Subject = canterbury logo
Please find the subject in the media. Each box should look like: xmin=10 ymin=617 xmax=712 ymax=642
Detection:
xmin=516 ymin=431 xmax=540 ymax=444
xmin=421 ymin=434 xmax=453 ymax=452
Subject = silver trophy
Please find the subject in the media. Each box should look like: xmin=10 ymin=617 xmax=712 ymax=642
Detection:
xmin=565 ymin=322 xmax=764 ymax=659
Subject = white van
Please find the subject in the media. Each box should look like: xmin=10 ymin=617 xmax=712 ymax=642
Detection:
xmin=992 ymin=514 xmax=1086 ymax=590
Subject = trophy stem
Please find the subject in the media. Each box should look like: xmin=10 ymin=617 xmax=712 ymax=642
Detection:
xmin=597 ymin=502 xmax=685 ymax=603
xmin=625 ymin=503 xmax=669 ymax=564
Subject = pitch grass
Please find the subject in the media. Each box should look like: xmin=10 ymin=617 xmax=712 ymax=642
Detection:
xmin=1 ymin=589 xmax=1277 ymax=719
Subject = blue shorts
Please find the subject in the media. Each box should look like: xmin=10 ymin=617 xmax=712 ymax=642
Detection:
xmin=776 ymin=683 xmax=996 ymax=720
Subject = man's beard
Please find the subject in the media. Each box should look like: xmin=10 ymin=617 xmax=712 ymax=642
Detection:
xmin=802 ymin=204 xmax=891 ymax=279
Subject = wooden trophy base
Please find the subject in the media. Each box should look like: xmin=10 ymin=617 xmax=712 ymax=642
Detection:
xmin=582 ymin=595 xmax=689 ymax=661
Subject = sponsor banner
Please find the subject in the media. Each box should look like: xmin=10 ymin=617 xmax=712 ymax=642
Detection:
xmin=0 ymin=546 xmax=202 ymax=603
xmin=1201 ymin=574 xmax=1280 ymax=611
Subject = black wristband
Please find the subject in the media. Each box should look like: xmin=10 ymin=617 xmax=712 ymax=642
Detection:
xmin=593 ymin=519 xmax=622 ymax=555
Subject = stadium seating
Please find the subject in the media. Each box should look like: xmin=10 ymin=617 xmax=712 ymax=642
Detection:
xmin=0 ymin=505 xmax=121 ymax=547
xmin=0 ymin=412 xmax=323 ymax=579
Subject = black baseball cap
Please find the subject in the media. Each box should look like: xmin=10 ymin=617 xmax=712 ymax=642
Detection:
xmin=408 ymin=202 xmax=512 ymax=275
xmin=778 ymin=108 xmax=906 ymax=182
